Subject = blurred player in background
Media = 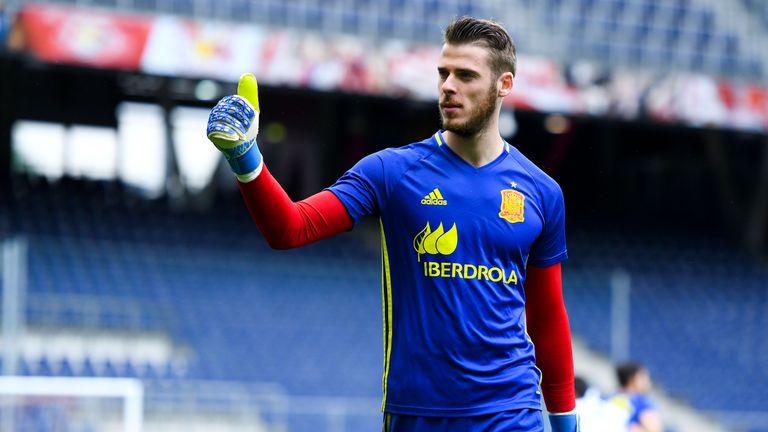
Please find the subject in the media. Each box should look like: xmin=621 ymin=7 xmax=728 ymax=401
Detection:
xmin=0 ymin=1 xmax=11 ymax=50
xmin=610 ymin=362 xmax=662 ymax=432
xmin=206 ymin=16 xmax=578 ymax=432
xmin=575 ymin=376 xmax=630 ymax=431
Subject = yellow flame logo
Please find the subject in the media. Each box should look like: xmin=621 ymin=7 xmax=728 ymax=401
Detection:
xmin=413 ymin=222 xmax=458 ymax=261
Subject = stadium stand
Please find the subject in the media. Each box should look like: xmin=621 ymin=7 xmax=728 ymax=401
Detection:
xmin=5 ymin=176 xmax=383 ymax=396
xmin=14 ymin=0 xmax=767 ymax=81
xmin=566 ymin=229 xmax=768 ymax=417
xmin=4 ymin=175 xmax=767 ymax=431
xmin=537 ymin=0 xmax=765 ymax=79
xmin=742 ymin=0 xmax=768 ymax=30
xmin=2 ymin=1 xmax=768 ymax=430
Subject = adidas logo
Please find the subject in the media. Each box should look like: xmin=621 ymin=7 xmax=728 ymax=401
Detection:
xmin=421 ymin=188 xmax=448 ymax=206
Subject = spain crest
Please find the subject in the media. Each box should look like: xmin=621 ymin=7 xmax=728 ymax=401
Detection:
xmin=499 ymin=189 xmax=525 ymax=223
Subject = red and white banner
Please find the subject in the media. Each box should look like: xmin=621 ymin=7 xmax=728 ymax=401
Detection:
xmin=19 ymin=5 xmax=151 ymax=70
xmin=141 ymin=16 xmax=266 ymax=81
xmin=15 ymin=4 xmax=768 ymax=133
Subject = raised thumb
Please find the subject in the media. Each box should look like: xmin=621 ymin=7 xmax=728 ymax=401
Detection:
xmin=237 ymin=73 xmax=260 ymax=112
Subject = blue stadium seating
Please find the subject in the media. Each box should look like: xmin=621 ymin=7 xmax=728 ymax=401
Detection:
xmin=3 ymin=177 xmax=768 ymax=431
xmin=5 ymin=178 xmax=383 ymax=396
xmin=742 ymin=0 xmax=768 ymax=31
xmin=566 ymin=229 xmax=768 ymax=423
xmin=548 ymin=0 xmax=763 ymax=79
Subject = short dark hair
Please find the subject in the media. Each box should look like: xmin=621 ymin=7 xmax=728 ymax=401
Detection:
xmin=575 ymin=376 xmax=589 ymax=398
xmin=616 ymin=362 xmax=645 ymax=388
xmin=443 ymin=16 xmax=517 ymax=77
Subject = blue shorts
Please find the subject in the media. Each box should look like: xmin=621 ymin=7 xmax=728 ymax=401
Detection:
xmin=382 ymin=409 xmax=544 ymax=432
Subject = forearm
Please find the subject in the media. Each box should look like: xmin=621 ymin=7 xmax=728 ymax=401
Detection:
xmin=238 ymin=165 xmax=353 ymax=249
xmin=532 ymin=323 xmax=576 ymax=413
xmin=524 ymin=264 xmax=576 ymax=413
xmin=637 ymin=412 xmax=663 ymax=432
xmin=205 ymin=74 xmax=353 ymax=248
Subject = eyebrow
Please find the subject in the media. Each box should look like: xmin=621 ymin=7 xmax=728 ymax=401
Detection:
xmin=437 ymin=67 xmax=481 ymax=77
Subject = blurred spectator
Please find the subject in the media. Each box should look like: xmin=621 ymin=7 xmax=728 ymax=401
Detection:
xmin=0 ymin=0 xmax=11 ymax=49
xmin=575 ymin=375 xmax=630 ymax=432
xmin=610 ymin=362 xmax=663 ymax=432
xmin=0 ymin=0 xmax=23 ymax=52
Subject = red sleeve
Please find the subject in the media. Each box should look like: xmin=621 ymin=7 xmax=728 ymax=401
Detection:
xmin=524 ymin=263 xmax=576 ymax=413
xmin=237 ymin=165 xmax=353 ymax=249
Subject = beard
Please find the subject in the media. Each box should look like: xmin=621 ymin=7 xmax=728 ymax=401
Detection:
xmin=440 ymin=84 xmax=498 ymax=137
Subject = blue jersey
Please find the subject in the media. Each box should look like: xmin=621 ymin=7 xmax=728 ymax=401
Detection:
xmin=328 ymin=131 xmax=568 ymax=416
xmin=610 ymin=393 xmax=657 ymax=426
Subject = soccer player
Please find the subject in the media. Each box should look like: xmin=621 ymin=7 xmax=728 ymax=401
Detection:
xmin=206 ymin=16 xmax=579 ymax=432
xmin=610 ymin=362 xmax=662 ymax=432
xmin=575 ymin=376 xmax=630 ymax=431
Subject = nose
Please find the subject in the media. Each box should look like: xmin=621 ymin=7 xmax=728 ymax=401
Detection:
xmin=440 ymin=74 xmax=457 ymax=94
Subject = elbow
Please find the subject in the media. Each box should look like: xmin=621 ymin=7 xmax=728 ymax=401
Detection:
xmin=266 ymin=238 xmax=298 ymax=250
xmin=264 ymin=232 xmax=305 ymax=250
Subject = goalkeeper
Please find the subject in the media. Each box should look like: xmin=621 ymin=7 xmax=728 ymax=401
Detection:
xmin=207 ymin=16 xmax=579 ymax=432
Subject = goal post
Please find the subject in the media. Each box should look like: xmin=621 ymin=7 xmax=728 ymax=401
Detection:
xmin=0 ymin=376 xmax=143 ymax=432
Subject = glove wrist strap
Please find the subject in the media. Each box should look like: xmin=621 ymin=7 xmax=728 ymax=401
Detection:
xmin=225 ymin=140 xmax=263 ymax=180
xmin=235 ymin=159 xmax=264 ymax=183
xmin=548 ymin=412 xmax=579 ymax=432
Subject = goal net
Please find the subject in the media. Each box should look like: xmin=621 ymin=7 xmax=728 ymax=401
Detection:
xmin=0 ymin=376 xmax=143 ymax=432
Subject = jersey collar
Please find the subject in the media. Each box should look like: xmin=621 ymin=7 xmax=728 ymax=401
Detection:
xmin=432 ymin=130 xmax=512 ymax=153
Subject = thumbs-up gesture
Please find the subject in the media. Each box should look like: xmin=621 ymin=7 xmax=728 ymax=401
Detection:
xmin=207 ymin=73 xmax=263 ymax=181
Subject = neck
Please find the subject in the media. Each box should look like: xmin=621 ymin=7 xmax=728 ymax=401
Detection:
xmin=443 ymin=123 xmax=505 ymax=168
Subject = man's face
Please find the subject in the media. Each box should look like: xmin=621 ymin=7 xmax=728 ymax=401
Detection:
xmin=633 ymin=369 xmax=652 ymax=393
xmin=438 ymin=43 xmax=500 ymax=137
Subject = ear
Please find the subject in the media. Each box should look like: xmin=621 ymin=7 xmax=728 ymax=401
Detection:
xmin=498 ymin=72 xmax=514 ymax=97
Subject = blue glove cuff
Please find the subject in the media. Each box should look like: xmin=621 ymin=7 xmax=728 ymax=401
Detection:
xmin=222 ymin=139 xmax=263 ymax=176
xmin=549 ymin=413 xmax=579 ymax=432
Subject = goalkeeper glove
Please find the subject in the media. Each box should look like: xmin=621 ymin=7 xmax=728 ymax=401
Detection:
xmin=206 ymin=73 xmax=263 ymax=182
xmin=549 ymin=412 xmax=580 ymax=432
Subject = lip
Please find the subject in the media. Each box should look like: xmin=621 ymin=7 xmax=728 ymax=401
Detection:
xmin=440 ymin=104 xmax=462 ymax=113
